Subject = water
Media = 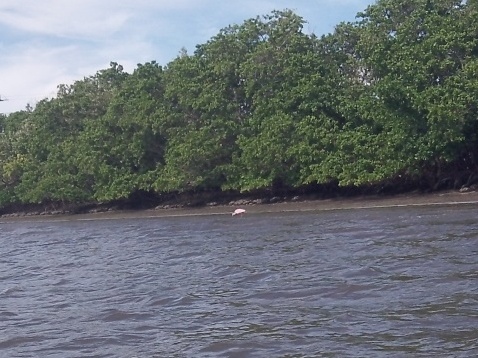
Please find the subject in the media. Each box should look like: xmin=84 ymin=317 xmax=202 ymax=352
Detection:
xmin=1 ymin=204 xmax=477 ymax=357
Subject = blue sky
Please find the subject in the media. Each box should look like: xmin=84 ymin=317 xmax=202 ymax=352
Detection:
xmin=0 ymin=0 xmax=373 ymax=114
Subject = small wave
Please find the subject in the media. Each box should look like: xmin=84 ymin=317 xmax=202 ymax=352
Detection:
xmin=0 ymin=311 xmax=17 ymax=318
xmin=0 ymin=335 xmax=46 ymax=349
xmin=100 ymin=309 xmax=153 ymax=322
xmin=0 ymin=286 xmax=24 ymax=297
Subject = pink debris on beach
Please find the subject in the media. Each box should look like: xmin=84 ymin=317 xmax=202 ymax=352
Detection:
xmin=232 ymin=208 xmax=246 ymax=216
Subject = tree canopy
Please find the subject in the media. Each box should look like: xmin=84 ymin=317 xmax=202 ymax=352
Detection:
xmin=1 ymin=1 xmax=477 ymax=210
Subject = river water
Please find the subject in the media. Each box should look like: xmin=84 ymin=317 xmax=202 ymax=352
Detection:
xmin=1 ymin=204 xmax=477 ymax=357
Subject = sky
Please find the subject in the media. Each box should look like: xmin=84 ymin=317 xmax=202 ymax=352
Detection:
xmin=0 ymin=0 xmax=373 ymax=114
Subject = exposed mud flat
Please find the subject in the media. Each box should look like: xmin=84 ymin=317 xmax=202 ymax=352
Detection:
xmin=2 ymin=189 xmax=478 ymax=222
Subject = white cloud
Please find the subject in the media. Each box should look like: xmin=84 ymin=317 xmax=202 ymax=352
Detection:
xmin=0 ymin=0 xmax=209 ymax=40
xmin=0 ymin=44 xmax=72 ymax=112
xmin=0 ymin=2 xmax=130 ymax=40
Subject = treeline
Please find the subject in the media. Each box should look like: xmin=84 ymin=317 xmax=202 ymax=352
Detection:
xmin=1 ymin=0 xmax=477 ymax=209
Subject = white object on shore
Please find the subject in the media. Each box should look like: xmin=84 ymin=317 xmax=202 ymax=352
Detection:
xmin=232 ymin=208 xmax=246 ymax=216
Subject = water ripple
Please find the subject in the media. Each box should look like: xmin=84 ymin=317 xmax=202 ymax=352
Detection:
xmin=0 ymin=206 xmax=477 ymax=356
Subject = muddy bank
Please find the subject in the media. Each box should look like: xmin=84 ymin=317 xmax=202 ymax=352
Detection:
xmin=1 ymin=188 xmax=478 ymax=222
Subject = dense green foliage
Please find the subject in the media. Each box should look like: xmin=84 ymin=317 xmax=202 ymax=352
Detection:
xmin=1 ymin=0 xmax=477 ymax=208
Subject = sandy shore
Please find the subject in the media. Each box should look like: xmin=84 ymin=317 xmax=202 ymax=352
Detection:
xmin=2 ymin=189 xmax=478 ymax=222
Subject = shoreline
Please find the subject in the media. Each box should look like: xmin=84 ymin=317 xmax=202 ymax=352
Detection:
xmin=1 ymin=189 xmax=478 ymax=222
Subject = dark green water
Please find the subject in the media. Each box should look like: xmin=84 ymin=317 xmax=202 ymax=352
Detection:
xmin=1 ymin=205 xmax=477 ymax=357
